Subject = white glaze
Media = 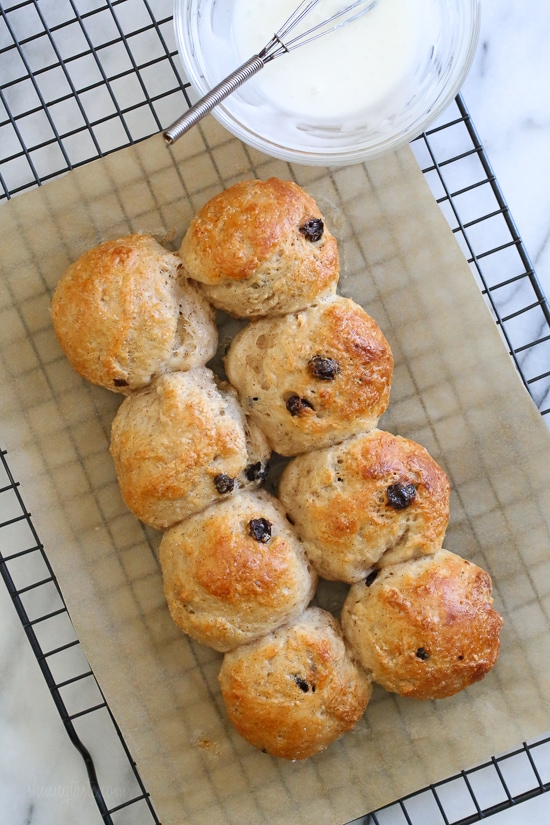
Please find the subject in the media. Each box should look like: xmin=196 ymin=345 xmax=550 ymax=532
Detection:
xmin=231 ymin=0 xmax=434 ymax=121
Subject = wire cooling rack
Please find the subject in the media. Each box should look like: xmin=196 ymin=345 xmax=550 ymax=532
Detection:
xmin=1 ymin=2 xmax=550 ymax=824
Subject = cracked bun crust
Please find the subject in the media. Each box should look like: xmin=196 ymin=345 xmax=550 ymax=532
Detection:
xmin=109 ymin=369 xmax=270 ymax=530
xmin=224 ymin=296 xmax=393 ymax=456
xmin=341 ymin=550 xmax=503 ymax=700
xmin=278 ymin=430 xmax=450 ymax=582
xmin=178 ymin=178 xmax=339 ymax=317
xmin=218 ymin=607 xmax=372 ymax=759
xmin=159 ymin=490 xmax=317 ymax=652
xmin=51 ymin=233 xmax=217 ymax=394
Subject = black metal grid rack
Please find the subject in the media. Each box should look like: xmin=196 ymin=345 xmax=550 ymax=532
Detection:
xmin=1 ymin=2 xmax=549 ymax=824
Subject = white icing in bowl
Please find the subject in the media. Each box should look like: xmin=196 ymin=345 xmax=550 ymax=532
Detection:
xmin=174 ymin=0 xmax=480 ymax=166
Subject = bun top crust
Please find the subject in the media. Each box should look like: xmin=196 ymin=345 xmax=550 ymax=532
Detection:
xmin=51 ymin=233 xmax=217 ymax=394
xmin=224 ymin=296 xmax=394 ymax=455
xmin=109 ymin=369 xmax=270 ymax=530
xmin=278 ymin=429 xmax=451 ymax=582
xmin=218 ymin=607 xmax=372 ymax=760
xmin=159 ymin=490 xmax=317 ymax=652
xmin=341 ymin=550 xmax=503 ymax=700
xmin=179 ymin=178 xmax=339 ymax=317
xmin=180 ymin=177 xmax=334 ymax=283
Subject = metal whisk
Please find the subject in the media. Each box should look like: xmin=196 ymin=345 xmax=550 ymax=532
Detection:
xmin=163 ymin=0 xmax=377 ymax=145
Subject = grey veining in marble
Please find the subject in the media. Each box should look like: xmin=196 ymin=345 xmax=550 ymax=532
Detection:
xmin=464 ymin=1 xmax=550 ymax=299
xmin=0 ymin=578 xmax=101 ymax=825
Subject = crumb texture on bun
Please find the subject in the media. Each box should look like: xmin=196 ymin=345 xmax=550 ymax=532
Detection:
xmin=109 ymin=369 xmax=270 ymax=530
xmin=218 ymin=607 xmax=372 ymax=760
xmin=179 ymin=178 xmax=339 ymax=317
xmin=225 ymin=296 xmax=394 ymax=456
xmin=341 ymin=549 xmax=503 ymax=700
xmin=160 ymin=490 xmax=317 ymax=652
xmin=51 ymin=233 xmax=217 ymax=394
xmin=279 ymin=429 xmax=450 ymax=582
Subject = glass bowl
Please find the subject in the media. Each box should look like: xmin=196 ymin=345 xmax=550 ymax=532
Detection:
xmin=174 ymin=0 xmax=480 ymax=167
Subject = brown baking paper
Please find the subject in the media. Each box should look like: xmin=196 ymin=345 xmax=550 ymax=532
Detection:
xmin=1 ymin=121 xmax=550 ymax=825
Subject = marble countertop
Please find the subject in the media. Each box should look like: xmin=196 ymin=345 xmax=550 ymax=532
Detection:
xmin=463 ymin=1 xmax=550 ymax=302
xmin=1 ymin=1 xmax=549 ymax=823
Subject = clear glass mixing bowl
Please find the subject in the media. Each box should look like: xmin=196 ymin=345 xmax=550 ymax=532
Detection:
xmin=173 ymin=0 xmax=480 ymax=166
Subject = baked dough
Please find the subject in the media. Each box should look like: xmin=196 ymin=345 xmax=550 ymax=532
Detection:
xmin=218 ymin=607 xmax=372 ymax=759
xmin=109 ymin=369 xmax=270 ymax=530
xmin=224 ymin=296 xmax=393 ymax=455
xmin=278 ymin=429 xmax=450 ymax=582
xmin=159 ymin=490 xmax=317 ymax=652
xmin=179 ymin=177 xmax=339 ymax=317
xmin=341 ymin=550 xmax=503 ymax=699
xmin=51 ymin=233 xmax=217 ymax=394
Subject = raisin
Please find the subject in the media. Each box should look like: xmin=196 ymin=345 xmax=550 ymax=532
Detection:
xmin=286 ymin=395 xmax=314 ymax=416
xmin=245 ymin=462 xmax=269 ymax=483
xmin=308 ymin=354 xmax=340 ymax=381
xmin=248 ymin=517 xmax=272 ymax=543
xmin=214 ymin=474 xmax=234 ymax=494
xmin=113 ymin=378 xmax=128 ymax=387
xmin=365 ymin=570 xmax=379 ymax=587
xmin=299 ymin=218 xmax=324 ymax=242
xmin=294 ymin=676 xmax=310 ymax=693
xmin=386 ymin=483 xmax=416 ymax=510
xmin=415 ymin=648 xmax=429 ymax=661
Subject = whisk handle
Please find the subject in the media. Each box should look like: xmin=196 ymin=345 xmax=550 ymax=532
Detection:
xmin=164 ymin=55 xmax=265 ymax=145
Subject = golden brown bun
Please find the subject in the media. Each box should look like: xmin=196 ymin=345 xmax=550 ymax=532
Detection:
xmin=224 ymin=296 xmax=393 ymax=456
xmin=218 ymin=607 xmax=372 ymax=759
xmin=159 ymin=490 xmax=317 ymax=652
xmin=109 ymin=369 xmax=270 ymax=530
xmin=179 ymin=178 xmax=339 ymax=317
xmin=51 ymin=233 xmax=217 ymax=394
xmin=341 ymin=550 xmax=503 ymax=700
xmin=278 ymin=430 xmax=450 ymax=582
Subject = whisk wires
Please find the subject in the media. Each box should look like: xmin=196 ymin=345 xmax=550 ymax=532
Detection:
xmin=260 ymin=0 xmax=377 ymax=61
xmin=163 ymin=0 xmax=378 ymax=144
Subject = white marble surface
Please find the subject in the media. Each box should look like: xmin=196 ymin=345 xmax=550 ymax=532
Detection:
xmin=0 ymin=576 xmax=101 ymax=825
xmin=462 ymin=1 xmax=550 ymax=299
xmin=1 ymin=1 xmax=550 ymax=823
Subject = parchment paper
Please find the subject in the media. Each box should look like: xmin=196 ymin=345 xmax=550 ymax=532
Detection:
xmin=1 ymin=119 xmax=550 ymax=825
